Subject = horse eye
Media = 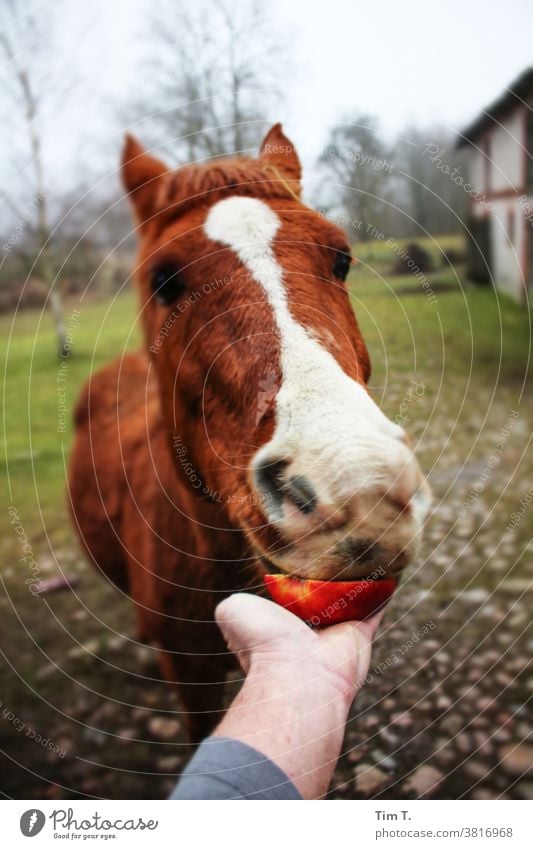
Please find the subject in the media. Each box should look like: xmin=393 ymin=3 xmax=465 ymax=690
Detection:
xmin=151 ymin=264 xmax=186 ymax=305
xmin=332 ymin=250 xmax=352 ymax=282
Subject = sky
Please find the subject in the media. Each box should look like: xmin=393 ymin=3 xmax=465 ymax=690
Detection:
xmin=272 ymin=0 xmax=533 ymax=165
xmin=2 ymin=0 xmax=533 ymax=204
xmin=100 ymin=0 xmax=533 ymax=168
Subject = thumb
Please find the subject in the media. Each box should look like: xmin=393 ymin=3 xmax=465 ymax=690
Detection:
xmin=316 ymin=609 xmax=385 ymax=691
xmin=215 ymin=592 xmax=311 ymax=672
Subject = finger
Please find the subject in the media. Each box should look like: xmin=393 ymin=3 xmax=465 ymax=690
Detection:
xmin=215 ymin=593 xmax=311 ymax=670
xmin=317 ymin=606 xmax=385 ymax=651
xmin=361 ymin=607 xmax=386 ymax=639
xmin=315 ymin=609 xmax=386 ymax=690
xmin=215 ymin=592 xmax=310 ymax=640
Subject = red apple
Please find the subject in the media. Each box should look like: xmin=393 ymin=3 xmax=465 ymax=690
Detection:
xmin=264 ymin=574 xmax=398 ymax=626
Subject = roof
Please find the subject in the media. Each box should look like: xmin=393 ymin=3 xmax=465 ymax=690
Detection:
xmin=457 ymin=67 xmax=533 ymax=149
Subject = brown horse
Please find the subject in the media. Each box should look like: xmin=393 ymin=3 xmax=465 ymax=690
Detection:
xmin=68 ymin=124 xmax=431 ymax=741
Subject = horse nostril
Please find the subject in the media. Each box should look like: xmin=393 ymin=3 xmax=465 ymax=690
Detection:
xmin=253 ymin=458 xmax=288 ymax=514
xmin=284 ymin=475 xmax=317 ymax=515
xmin=253 ymin=459 xmax=317 ymax=516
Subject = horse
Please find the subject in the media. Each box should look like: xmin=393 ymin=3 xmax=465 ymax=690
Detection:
xmin=68 ymin=124 xmax=431 ymax=742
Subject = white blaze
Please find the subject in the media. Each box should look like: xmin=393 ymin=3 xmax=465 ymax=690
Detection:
xmin=204 ymin=196 xmax=422 ymax=512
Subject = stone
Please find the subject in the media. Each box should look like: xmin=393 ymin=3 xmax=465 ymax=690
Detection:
xmin=460 ymin=588 xmax=489 ymax=604
xmin=82 ymin=728 xmax=107 ymax=746
xmin=346 ymin=747 xmax=364 ymax=764
xmin=391 ymin=711 xmax=412 ymax=728
xmin=72 ymin=610 xmax=88 ymax=621
xmin=36 ymin=663 xmax=57 ymax=681
xmin=131 ymin=707 xmax=149 ymax=722
xmin=107 ymin=635 xmax=128 ymax=651
xmin=405 ymin=765 xmax=444 ymax=797
xmin=379 ymin=728 xmax=400 ymax=746
xmin=494 ymin=727 xmax=511 ymax=743
xmin=157 ymin=756 xmax=181 ymax=773
xmin=517 ymin=781 xmax=533 ymax=800
xmin=91 ymin=702 xmax=118 ymax=723
xmin=440 ymin=715 xmax=463 ymax=736
xmin=516 ymin=723 xmax=532 ymax=741
xmin=464 ymin=760 xmax=489 ymax=780
xmin=498 ymin=743 xmax=533 ymax=777
xmin=142 ymin=691 xmax=161 ymax=707
xmin=355 ymin=765 xmax=389 ymax=795
xmin=371 ymin=749 xmax=396 ymax=770
xmin=455 ymin=732 xmax=475 ymax=755
xmin=471 ymin=787 xmax=500 ymax=800
xmin=117 ymin=727 xmax=137 ymax=743
xmin=434 ymin=741 xmax=455 ymax=767
xmin=135 ymin=646 xmax=155 ymax=667
xmin=147 ymin=716 xmax=181 ymax=741
xmin=500 ymin=579 xmax=533 ymax=594
xmin=473 ymin=731 xmax=493 ymax=755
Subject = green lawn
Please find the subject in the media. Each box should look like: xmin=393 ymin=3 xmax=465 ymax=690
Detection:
xmin=1 ymin=291 xmax=141 ymax=546
xmin=354 ymin=233 xmax=464 ymax=268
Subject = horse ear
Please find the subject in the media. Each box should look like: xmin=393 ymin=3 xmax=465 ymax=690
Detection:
xmin=121 ymin=134 xmax=169 ymax=228
xmin=259 ymin=123 xmax=302 ymax=186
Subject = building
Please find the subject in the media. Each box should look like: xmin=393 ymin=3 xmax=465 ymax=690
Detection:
xmin=457 ymin=68 xmax=533 ymax=302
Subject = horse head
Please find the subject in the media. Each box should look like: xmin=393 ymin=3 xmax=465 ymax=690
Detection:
xmin=121 ymin=124 xmax=431 ymax=584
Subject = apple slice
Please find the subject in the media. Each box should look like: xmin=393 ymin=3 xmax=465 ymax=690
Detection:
xmin=264 ymin=574 xmax=398 ymax=626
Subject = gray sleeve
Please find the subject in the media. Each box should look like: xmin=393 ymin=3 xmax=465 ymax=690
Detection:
xmin=169 ymin=735 xmax=302 ymax=800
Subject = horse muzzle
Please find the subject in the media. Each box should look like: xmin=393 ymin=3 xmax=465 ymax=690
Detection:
xmin=249 ymin=440 xmax=432 ymax=582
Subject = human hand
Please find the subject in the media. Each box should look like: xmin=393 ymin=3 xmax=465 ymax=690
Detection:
xmin=216 ymin=592 xmax=383 ymax=700
xmin=214 ymin=593 xmax=384 ymax=798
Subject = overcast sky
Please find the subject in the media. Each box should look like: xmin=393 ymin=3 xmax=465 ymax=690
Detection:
xmin=271 ymin=0 xmax=533 ymax=163
xmin=2 ymin=0 xmax=533 ymax=201
xmin=100 ymin=0 xmax=533 ymax=166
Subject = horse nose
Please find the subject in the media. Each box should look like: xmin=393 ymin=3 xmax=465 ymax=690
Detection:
xmin=253 ymin=457 xmax=318 ymax=517
xmin=252 ymin=444 xmax=430 ymax=531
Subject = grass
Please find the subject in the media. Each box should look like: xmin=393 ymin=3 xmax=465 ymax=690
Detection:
xmin=1 ymin=291 xmax=140 ymax=544
xmin=354 ymin=233 xmax=464 ymax=268
xmin=348 ymin=238 xmax=531 ymax=389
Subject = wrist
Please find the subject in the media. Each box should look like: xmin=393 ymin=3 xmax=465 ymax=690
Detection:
xmin=216 ymin=654 xmax=353 ymax=799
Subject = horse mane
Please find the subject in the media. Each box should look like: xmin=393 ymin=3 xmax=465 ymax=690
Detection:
xmin=157 ymin=157 xmax=301 ymax=220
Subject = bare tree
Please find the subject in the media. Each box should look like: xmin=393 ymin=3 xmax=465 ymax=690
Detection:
xmin=316 ymin=116 xmax=395 ymax=240
xmin=127 ymin=0 xmax=288 ymax=161
xmin=0 ymin=0 xmax=87 ymax=355
xmin=395 ymin=125 xmax=467 ymax=236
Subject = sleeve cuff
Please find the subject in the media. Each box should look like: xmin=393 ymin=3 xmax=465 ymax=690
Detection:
xmin=169 ymin=735 xmax=302 ymax=800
